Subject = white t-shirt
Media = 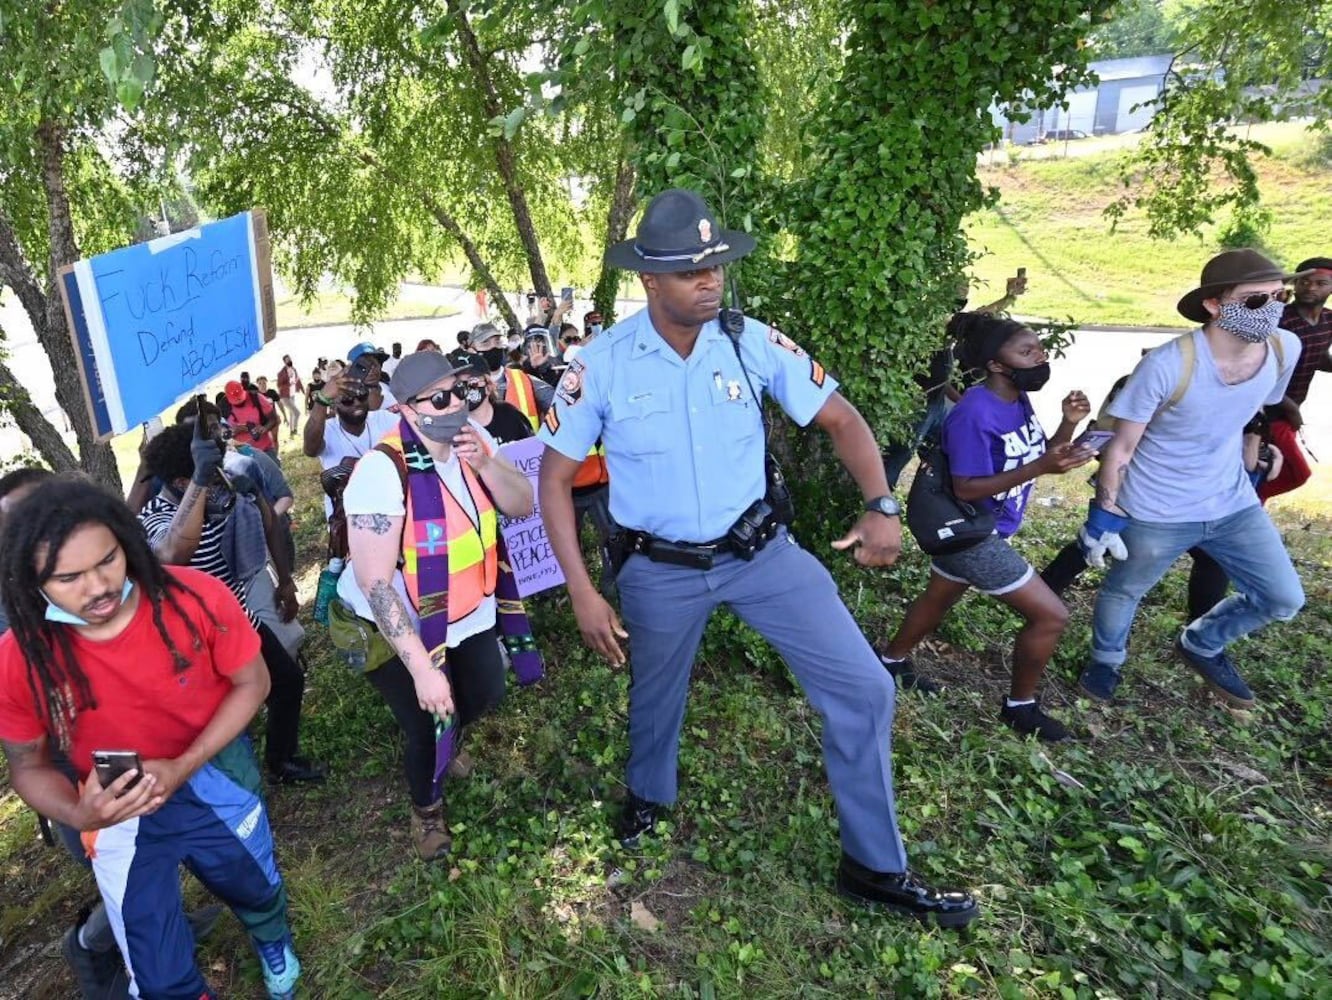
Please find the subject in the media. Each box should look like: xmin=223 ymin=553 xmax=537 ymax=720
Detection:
xmin=317 ymin=410 xmax=399 ymax=518
xmin=382 ymin=356 xmax=401 ymax=378
xmin=340 ymin=422 xmax=499 ymax=647
xmin=377 ymin=383 xmax=398 ymax=408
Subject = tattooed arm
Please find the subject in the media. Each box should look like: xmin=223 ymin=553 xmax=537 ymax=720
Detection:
xmin=1095 ymin=418 xmax=1148 ymax=515
xmin=3 ymin=736 xmax=163 ymax=831
xmin=151 ymin=483 xmax=209 ymax=564
xmin=348 ymin=511 xmax=455 ymax=716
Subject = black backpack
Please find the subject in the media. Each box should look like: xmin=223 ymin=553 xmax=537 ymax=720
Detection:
xmin=905 ymin=441 xmax=995 ymax=555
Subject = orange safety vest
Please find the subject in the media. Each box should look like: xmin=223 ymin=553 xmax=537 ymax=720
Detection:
xmin=379 ymin=429 xmax=498 ymax=624
xmin=573 ymin=442 xmax=609 ymax=489
xmin=507 ymin=366 xmax=606 ymax=488
xmin=504 ymin=368 xmax=540 ymax=431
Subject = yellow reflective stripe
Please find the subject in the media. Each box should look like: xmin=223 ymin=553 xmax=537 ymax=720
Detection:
xmin=447 ymin=531 xmax=485 ymax=568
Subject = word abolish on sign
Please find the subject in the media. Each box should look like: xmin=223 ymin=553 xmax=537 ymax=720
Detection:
xmin=497 ymin=437 xmax=566 ymax=597
xmin=58 ymin=211 xmax=276 ymax=438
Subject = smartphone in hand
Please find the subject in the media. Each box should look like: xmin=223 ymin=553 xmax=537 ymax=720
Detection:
xmin=560 ymin=286 xmax=574 ymax=303
xmin=1074 ymin=428 xmax=1114 ymax=453
xmin=92 ymin=749 xmax=142 ymax=793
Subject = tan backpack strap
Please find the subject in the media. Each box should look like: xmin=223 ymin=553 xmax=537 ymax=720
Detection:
xmin=1163 ymin=332 xmax=1196 ymax=411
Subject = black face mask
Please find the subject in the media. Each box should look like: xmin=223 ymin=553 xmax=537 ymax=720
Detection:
xmin=481 ymin=346 xmax=506 ymax=371
xmin=1007 ymin=361 xmax=1051 ymax=392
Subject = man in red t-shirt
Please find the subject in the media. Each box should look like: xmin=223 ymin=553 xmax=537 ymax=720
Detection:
xmin=0 ymin=476 xmax=301 ymax=1000
xmin=224 ymin=379 xmax=281 ymax=461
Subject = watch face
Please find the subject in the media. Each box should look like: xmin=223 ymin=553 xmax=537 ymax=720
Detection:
xmin=869 ymin=496 xmax=900 ymax=516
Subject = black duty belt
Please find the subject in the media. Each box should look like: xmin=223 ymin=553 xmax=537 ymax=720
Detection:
xmin=622 ymin=504 xmax=780 ymax=570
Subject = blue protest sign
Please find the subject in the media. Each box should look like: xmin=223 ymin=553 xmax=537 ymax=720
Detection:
xmin=58 ymin=210 xmax=275 ymax=437
xmin=59 ymin=269 xmax=114 ymax=438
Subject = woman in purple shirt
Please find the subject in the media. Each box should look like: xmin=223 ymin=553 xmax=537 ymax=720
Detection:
xmin=879 ymin=313 xmax=1094 ymax=741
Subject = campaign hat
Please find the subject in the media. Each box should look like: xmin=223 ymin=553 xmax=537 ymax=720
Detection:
xmin=605 ymin=189 xmax=755 ymax=273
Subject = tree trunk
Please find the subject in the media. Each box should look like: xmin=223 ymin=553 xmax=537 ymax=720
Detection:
xmin=35 ymin=121 xmax=122 ymax=490
xmin=448 ymin=2 xmax=551 ymax=299
xmin=0 ymin=327 xmax=80 ymax=470
xmin=591 ymin=155 xmax=637 ymax=323
xmin=355 ymin=151 xmax=522 ymax=332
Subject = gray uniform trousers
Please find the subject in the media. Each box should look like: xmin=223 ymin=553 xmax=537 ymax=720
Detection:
xmin=617 ymin=527 xmax=908 ymax=874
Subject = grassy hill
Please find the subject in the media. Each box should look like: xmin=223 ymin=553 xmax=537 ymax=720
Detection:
xmin=966 ymin=123 xmax=1332 ymax=327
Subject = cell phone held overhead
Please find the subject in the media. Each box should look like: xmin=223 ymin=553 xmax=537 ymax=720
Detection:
xmin=92 ymin=749 xmax=142 ymax=792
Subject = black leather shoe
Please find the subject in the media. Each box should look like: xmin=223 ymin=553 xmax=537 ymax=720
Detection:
xmin=615 ymin=793 xmax=663 ymax=847
xmin=268 ymin=755 xmax=328 ymax=784
xmin=836 ymin=853 xmax=979 ymax=928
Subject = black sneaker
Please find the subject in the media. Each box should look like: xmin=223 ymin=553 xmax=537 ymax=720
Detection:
xmin=615 ymin=793 xmax=663 ymax=847
xmin=999 ymin=699 xmax=1071 ymax=742
xmin=62 ymin=908 xmax=131 ymax=999
xmin=268 ymin=755 xmax=328 ymax=784
xmin=877 ymin=653 xmax=942 ymax=695
xmin=835 ymin=853 xmax=979 ymax=928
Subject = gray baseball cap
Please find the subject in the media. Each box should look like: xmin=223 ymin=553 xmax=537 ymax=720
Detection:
xmin=389 ymin=351 xmax=471 ymax=403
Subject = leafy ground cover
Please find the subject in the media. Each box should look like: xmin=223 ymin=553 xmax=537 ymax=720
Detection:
xmin=967 ymin=122 xmax=1332 ymax=327
xmin=1 ymin=438 xmax=1329 ymax=999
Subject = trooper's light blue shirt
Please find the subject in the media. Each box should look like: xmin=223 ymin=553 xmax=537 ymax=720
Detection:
xmin=538 ymin=308 xmax=837 ymax=541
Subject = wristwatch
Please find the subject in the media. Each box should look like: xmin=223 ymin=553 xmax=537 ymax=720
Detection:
xmin=865 ymin=495 xmax=902 ymax=518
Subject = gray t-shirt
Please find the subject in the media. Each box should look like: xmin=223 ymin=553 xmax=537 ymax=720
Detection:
xmin=1107 ymin=328 xmax=1298 ymax=523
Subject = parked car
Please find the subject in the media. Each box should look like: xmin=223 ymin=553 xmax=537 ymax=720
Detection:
xmin=1039 ymin=129 xmax=1088 ymax=142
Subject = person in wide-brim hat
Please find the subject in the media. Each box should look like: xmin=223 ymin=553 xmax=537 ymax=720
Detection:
xmin=1177 ymin=248 xmax=1298 ymax=324
xmin=605 ymin=189 xmax=756 ymax=273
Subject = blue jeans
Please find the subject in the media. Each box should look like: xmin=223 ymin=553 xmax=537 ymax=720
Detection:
xmin=1090 ymin=504 xmax=1304 ymax=669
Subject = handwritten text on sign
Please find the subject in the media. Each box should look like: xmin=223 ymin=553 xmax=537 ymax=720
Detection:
xmin=498 ymin=437 xmax=565 ymax=597
xmin=63 ymin=211 xmax=273 ymax=435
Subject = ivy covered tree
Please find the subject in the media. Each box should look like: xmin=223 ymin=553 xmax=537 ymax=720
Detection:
xmin=769 ymin=2 xmax=1115 ymax=450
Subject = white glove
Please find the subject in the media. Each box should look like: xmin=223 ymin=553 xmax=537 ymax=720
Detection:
xmin=1077 ymin=525 xmax=1127 ymax=569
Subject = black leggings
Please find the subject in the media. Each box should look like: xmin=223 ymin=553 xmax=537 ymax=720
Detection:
xmin=364 ymin=628 xmax=506 ymax=807
xmin=257 ymin=622 xmax=305 ymax=769
xmin=1040 ymin=541 xmax=1231 ymax=621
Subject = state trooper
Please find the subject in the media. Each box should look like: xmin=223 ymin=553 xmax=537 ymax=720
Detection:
xmin=537 ymin=189 xmax=978 ymax=926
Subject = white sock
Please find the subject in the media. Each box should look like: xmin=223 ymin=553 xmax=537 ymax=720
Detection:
xmin=1005 ymin=697 xmax=1035 ymax=708
xmin=879 ymin=652 xmax=906 ymax=665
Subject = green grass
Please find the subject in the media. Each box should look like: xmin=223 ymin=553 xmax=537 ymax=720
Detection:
xmin=3 ymin=440 xmax=1328 ymax=998
xmin=967 ymin=122 xmax=1332 ymax=327
xmin=274 ymin=292 xmax=458 ymax=330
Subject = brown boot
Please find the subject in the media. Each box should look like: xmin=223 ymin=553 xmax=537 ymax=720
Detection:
xmin=446 ymin=749 xmax=473 ymax=779
xmin=410 ymin=801 xmax=452 ymax=861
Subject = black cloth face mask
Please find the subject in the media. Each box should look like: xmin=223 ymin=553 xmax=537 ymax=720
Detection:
xmin=1007 ymin=361 xmax=1051 ymax=392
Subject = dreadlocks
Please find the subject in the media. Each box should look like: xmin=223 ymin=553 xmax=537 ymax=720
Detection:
xmin=0 ymin=474 xmax=223 ymax=750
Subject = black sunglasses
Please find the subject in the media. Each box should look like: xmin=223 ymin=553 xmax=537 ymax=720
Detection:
xmin=1227 ymin=288 xmax=1293 ymax=310
xmin=338 ymin=386 xmax=370 ymax=404
xmin=409 ymin=383 xmax=469 ymax=409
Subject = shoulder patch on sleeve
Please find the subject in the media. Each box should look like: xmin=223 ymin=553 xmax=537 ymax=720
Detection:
xmin=555 ymin=358 xmax=586 ymax=406
xmin=767 ymin=326 xmax=807 ymax=357
xmin=768 ymin=325 xmax=826 ymax=387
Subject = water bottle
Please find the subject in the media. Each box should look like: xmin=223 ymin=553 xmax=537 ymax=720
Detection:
xmin=313 ymin=557 xmax=344 ymax=626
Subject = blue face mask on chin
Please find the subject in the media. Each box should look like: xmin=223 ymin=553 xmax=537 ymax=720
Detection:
xmin=43 ymin=579 xmax=135 ymax=626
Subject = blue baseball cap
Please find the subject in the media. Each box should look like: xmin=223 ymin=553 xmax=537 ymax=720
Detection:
xmin=347 ymin=342 xmax=389 ymax=365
